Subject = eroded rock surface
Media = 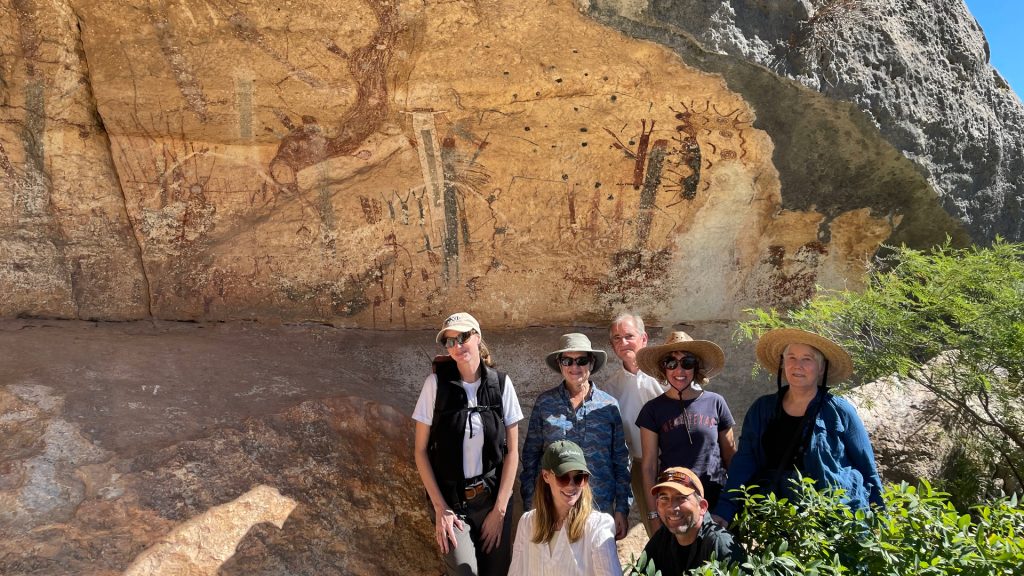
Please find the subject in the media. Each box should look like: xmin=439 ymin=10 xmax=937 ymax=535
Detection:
xmin=0 ymin=321 xmax=444 ymax=575
xmin=0 ymin=318 xmax=773 ymax=575
xmin=123 ymin=485 xmax=297 ymax=576
xmin=590 ymin=0 xmax=1023 ymax=243
xmin=0 ymin=0 xmax=964 ymax=324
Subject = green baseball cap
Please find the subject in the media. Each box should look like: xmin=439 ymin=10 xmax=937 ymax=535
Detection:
xmin=541 ymin=440 xmax=590 ymax=476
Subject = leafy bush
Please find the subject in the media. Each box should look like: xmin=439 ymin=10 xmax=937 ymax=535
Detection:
xmin=740 ymin=239 xmax=1024 ymax=498
xmin=625 ymin=479 xmax=1024 ymax=575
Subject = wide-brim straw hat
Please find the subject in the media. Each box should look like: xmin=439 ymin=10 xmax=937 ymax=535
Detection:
xmin=545 ymin=333 xmax=607 ymax=374
xmin=636 ymin=331 xmax=726 ymax=380
xmin=755 ymin=328 xmax=853 ymax=383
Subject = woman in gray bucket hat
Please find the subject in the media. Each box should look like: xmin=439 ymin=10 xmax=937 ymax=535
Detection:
xmin=520 ymin=333 xmax=633 ymax=541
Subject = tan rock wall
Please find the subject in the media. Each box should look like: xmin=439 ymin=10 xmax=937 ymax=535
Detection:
xmin=0 ymin=0 xmax=149 ymax=319
xmin=0 ymin=0 xmax=907 ymax=325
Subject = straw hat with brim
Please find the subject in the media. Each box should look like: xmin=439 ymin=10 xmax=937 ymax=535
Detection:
xmin=755 ymin=328 xmax=853 ymax=383
xmin=545 ymin=333 xmax=607 ymax=374
xmin=636 ymin=331 xmax=726 ymax=381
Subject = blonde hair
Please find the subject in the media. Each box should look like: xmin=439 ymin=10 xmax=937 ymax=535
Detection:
xmin=478 ymin=337 xmax=496 ymax=368
xmin=531 ymin=472 xmax=593 ymax=544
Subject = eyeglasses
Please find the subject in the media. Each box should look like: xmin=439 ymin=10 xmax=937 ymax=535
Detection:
xmin=555 ymin=472 xmax=590 ymax=487
xmin=657 ymin=469 xmax=702 ymax=496
xmin=661 ymin=355 xmax=699 ymax=371
xmin=441 ymin=330 xmax=476 ymax=348
xmin=558 ymin=355 xmax=593 ymax=367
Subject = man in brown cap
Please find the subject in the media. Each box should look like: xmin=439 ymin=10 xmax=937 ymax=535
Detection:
xmin=639 ymin=467 xmax=745 ymax=574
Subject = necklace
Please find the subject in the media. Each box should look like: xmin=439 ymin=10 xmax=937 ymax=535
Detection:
xmin=676 ymin=389 xmax=703 ymax=445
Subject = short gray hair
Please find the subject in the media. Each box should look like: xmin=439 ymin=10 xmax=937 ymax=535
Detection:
xmin=609 ymin=312 xmax=645 ymax=336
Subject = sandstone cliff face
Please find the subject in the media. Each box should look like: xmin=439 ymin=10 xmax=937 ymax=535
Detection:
xmin=0 ymin=320 xmax=731 ymax=575
xmin=0 ymin=2 xmax=1003 ymax=571
xmin=0 ymin=0 xmax=965 ymax=324
xmin=0 ymin=326 xmax=438 ymax=575
xmin=591 ymin=0 xmax=1024 ymax=243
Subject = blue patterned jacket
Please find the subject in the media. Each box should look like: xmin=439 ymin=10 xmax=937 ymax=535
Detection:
xmin=520 ymin=382 xmax=633 ymax=516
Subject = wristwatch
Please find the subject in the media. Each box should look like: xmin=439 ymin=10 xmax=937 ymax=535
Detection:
xmin=647 ymin=511 xmax=660 ymax=520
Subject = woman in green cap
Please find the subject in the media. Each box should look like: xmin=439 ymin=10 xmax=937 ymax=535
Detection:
xmin=509 ymin=440 xmax=623 ymax=575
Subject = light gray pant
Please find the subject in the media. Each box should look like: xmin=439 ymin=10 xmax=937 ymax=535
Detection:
xmin=430 ymin=491 xmax=513 ymax=576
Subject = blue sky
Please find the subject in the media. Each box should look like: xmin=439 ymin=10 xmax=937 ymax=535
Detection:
xmin=963 ymin=0 xmax=1023 ymax=97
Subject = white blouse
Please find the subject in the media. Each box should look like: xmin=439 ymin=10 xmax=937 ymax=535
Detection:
xmin=509 ymin=510 xmax=623 ymax=576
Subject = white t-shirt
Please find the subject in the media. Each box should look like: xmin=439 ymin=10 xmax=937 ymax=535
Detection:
xmin=508 ymin=510 xmax=623 ymax=576
xmin=412 ymin=372 xmax=524 ymax=478
xmin=602 ymin=366 xmax=665 ymax=459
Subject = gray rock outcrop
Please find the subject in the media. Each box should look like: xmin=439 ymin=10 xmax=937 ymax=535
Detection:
xmin=590 ymin=0 xmax=1024 ymax=243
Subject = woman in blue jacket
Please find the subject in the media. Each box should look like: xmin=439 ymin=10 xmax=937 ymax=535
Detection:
xmin=714 ymin=328 xmax=883 ymax=524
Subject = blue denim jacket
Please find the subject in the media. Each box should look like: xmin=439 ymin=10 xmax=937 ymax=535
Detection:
xmin=520 ymin=382 xmax=633 ymax=515
xmin=715 ymin=387 xmax=884 ymax=521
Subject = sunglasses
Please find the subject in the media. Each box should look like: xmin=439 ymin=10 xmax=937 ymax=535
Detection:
xmin=441 ymin=330 xmax=476 ymax=348
xmin=661 ymin=355 xmax=699 ymax=371
xmin=657 ymin=469 xmax=702 ymax=496
xmin=555 ymin=471 xmax=590 ymax=487
xmin=558 ymin=355 xmax=593 ymax=367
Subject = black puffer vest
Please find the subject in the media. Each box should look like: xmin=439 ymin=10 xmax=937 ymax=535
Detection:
xmin=428 ymin=359 xmax=507 ymax=507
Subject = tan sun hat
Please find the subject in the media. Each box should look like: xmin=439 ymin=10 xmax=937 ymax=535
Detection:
xmin=636 ymin=331 xmax=725 ymax=381
xmin=755 ymin=328 xmax=853 ymax=383
xmin=435 ymin=312 xmax=481 ymax=344
xmin=545 ymin=333 xmax=607 ymax=374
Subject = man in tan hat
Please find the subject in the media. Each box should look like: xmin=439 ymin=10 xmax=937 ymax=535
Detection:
xmin=602 ymin=313 xmax=665 ymax=535
xmin=638 ymin=467 xmax=745 ymax=574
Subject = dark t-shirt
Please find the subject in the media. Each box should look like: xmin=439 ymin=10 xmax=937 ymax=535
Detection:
xmin=673 ymin=542 xmax=695 ymax=569
xmin=640 ymin=512 xmax=747 ymax=574
xmin=636 ymin=391 xmax=735 ymax=486
xmin=762 ymin=411 xmax=805 ymax=472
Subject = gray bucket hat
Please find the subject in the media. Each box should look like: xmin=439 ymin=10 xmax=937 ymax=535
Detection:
xmin=545 ymin=333 xmax=607 ymax=374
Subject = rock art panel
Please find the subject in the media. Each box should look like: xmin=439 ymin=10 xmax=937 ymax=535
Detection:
xmin=48 ymin=0 xmax=891 ymax=326
xmin=0 ymin=0 xmax=149 ymax=319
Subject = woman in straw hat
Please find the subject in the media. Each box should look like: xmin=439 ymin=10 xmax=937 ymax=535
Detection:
xmin=634 ymin=331 xmax=737 ymax=534
xmin=509 ymin=440 xmax=623 ymax=576
xmin=520 ymin=333 xmax=633 ymax=541
xmin=413 ymin=312 xmax=525 ymax=576
xmin=713 ymin=328 xmax=883 ymax=524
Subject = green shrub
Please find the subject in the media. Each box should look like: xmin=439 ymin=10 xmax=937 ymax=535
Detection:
xmin=624 ymin=479 xmax=1024 ymax=575
xmin=740 ymin=239 xmax=1024 ymax=499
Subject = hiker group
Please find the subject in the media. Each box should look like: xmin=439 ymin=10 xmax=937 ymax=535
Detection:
xmin=413 ymin=312 xmax=883 ymax=575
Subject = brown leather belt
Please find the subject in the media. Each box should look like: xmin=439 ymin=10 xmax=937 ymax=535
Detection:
xmin=464 ymin=482 xmax=489 ymax=500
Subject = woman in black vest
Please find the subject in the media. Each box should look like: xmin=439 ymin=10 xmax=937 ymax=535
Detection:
xmin=413 ymin=312 xmax=525 ymax=576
